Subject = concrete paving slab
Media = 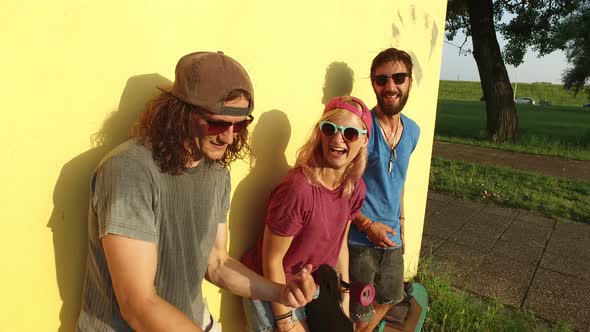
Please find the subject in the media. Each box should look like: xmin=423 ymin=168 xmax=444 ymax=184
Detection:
xmin=555 ymin=220 xmax=590 ymax=237
xmin=464 ymin=255 xmax=536 ymax=307
xmin=425 ymin=199 xmax=447 ymax=219
xmin=419 ymin=234 xmax=445 ymax=258
xmin=448 ymin=199 xmax=486 ymax=211
xmin=461 ymin=212 xmax=512 ymax=233
xmin=428 ymin=242 xmax=487 ymax=288
xmin=479 ymin=203 xmax=520 ymax=219
xmin=427 ymin=190 xmax=455 ymax=203
xmin=449 ymin=228 xmax=501 ymax=252
xmin=514 ymin=212 xmax=556 ymax=229
xmin=423 ymin=219 xmax=459 ymax=240
xmin=523 ymin=268 xmax=590 ymax=332
xmin=424 ymin=204 xmax=478 ymax=239
xmin=540 ymin=251 xmax=590 ymax=280
xmin=546 ymin=229 xmax=590 ymax=260
xmin=490 ymin=239 xmax=544 ymax=266
xmin=499 ymin=222 xmax=552 ymax=248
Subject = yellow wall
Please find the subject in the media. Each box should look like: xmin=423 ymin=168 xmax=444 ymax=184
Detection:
xmin=0 ymin=1 xmax=446 ymax=331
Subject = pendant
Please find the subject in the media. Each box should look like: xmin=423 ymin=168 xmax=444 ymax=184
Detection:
xmin=388 ymin=155 xmax=393 ymax=173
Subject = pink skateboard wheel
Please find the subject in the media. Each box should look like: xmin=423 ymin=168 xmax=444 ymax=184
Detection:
xmin=350 ymin=282 xmax=375 ymax=307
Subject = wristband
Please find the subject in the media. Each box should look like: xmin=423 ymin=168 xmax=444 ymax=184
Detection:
xmin=355 ymin=217 xmax=373 ymax=233
xmin=274 ymin=311 xmax=293 ymax=321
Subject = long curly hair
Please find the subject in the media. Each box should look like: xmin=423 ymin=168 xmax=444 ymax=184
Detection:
xmin=130 ymin=90 xmax=250 ymax=174
xmin=294 ymin=104 xmax=368 ymax=197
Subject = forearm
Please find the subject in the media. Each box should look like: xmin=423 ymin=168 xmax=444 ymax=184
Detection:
xmin=121 ymin=294 xmax=202 ymax=332
xmin=263 ymin=258 xmax=292 ymax=316
xmin=353 ymin=212 xmax=373 ymax=233
xmin=207 ymin=255 xmax=284 ymax=303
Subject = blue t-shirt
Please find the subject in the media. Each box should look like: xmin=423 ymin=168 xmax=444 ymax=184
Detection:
xmin=348 ymin=109 xmax=420 ymax=248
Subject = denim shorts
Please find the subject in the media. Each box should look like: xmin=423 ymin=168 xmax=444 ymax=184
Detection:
xmin=348 ymin=244 xmax=404 ymax=323
xmin=242 ymin=297 xmax=307 ymax=332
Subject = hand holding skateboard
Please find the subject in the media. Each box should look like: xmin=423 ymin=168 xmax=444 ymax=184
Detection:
xmin=280 ymin=264 xmax=317 ymax=308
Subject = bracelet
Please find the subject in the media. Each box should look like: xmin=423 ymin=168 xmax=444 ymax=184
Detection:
xmin=279 ymin=322 xmax=296 ymax=332
xmin=358 ymin=219 xmax=374 ymax=233
xmin=365 ymin=220 xmax=375 ymax=233
xmin=274 ymin=311 xmax=293 ymax=321
xmin=276 ymin=317 xmax=294 ymax=325
xmin=354 ymin=217 xmax=371 ymax=232
xmin=400 ymin=216 xmax=405 ymax=220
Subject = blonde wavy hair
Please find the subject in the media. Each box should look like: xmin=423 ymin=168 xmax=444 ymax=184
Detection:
xmin=294 ymin=100 xmax=368 ymax=197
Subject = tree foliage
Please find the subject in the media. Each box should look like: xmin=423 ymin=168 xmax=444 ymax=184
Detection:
xmin=446 ymin=0 xmax=589 ymax=93
xmin=558 ymin=3 xmax=590 ymax=94
xmin=447 ymin=0 xmax=582 ymax=66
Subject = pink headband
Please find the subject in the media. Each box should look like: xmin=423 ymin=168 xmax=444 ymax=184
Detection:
xmin=324 ymin=96 xmax=373 ymax=138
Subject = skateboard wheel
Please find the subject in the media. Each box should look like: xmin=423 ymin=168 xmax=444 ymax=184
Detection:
xmin=350 ymin=282 xmax=375 ymax=307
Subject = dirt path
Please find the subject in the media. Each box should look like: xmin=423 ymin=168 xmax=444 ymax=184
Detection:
xmin=432 ymin=141 xmax=590 ymax=182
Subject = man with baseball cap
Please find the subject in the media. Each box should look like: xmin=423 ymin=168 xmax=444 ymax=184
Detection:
xmin=77 ymin=51 xmax=316 ymax=332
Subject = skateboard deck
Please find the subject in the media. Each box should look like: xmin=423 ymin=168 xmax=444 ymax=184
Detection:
xmin=305 ymin=264 xmax=375 ymax=332
xmin=377 ymin=282 xmax=429 ymax=332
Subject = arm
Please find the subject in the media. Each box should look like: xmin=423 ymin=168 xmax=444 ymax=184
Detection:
xmin=400 ymin=187 xmax=406 ymax=254
xmin=336 ymin=221 xmax=352 ymax=317
xmin=102 ymin=234 xmax=203 ymax=332
xmin=353 ymin=212 xmax=396 ymax=248
xmin=261 ymin=225 xmax=297 ymax=322
xmin=206 ymin=223 xmax=314 ymax=308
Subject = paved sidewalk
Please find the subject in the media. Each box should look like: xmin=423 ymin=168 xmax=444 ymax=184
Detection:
xmin=421 ymin=190 xmax=590 ymax=331
xmin=433 ymin=141 xmax=590 ymax=182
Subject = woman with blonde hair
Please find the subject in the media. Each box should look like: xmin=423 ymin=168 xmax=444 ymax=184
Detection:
xmin=241 ymin=96 xmax=372 ymax=332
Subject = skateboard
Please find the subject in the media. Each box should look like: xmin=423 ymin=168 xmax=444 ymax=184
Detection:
xmin=305 ymin=264 xmax=376 ymax=332
xmin=376 ymin=282 xmax=429 ymax=332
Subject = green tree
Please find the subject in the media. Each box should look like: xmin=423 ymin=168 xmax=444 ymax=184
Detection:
xmin=556 ymin=3 xmax=590 ymax=95
xmin=446 ymin=0 xmax=582 ymax=141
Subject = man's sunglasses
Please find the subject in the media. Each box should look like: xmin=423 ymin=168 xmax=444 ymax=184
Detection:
xmin=319 ymin=121 xmax=367 ymax=143
xmin=196 ymin=112 xmax=254 ymax=135
xmin=373 ymin=73 xmax=411 ymax=86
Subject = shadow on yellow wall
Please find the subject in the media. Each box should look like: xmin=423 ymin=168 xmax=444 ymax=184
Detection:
xmin=321 ymin=62 xmax=354 ymax=105
xmin=46 ymin=74 xmax=170 ymax=332
xmin=220 ymin=110 xmax=292 ymax=331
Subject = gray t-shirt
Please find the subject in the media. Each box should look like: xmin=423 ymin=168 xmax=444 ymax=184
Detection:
xmin=77 ymin=140 xmax=229 ymax=331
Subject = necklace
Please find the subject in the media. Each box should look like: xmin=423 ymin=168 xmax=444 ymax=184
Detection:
xmin=377 ymin=117 xmax=401 ymax=173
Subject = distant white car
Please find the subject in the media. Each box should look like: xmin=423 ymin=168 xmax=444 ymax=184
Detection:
xmin=514 ymin=97 xmax=535 ymax=104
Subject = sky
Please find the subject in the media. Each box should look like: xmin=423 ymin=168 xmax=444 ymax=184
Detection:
xmin=439 ymin=32 xmax=570 ymax=84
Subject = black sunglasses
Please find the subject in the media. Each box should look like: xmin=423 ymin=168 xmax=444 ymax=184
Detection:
xmin=373 ymin=73 xmax=411 ymax=86
xmin=196 ymin=112 xmax=254 ymax=135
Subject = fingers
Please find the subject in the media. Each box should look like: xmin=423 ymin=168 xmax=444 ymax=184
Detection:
xmin=284 ymin=265 xmax=317 ymax=307
xmin=286 ymin=282 xmax=307 ymax=307
xmin=384 ymin=225 xmax=396 ymax=236
xmin=381 ymin=236 xmax=396 ymax=248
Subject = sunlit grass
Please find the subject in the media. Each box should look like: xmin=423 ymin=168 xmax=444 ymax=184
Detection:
xmin=429 ymin=157 xmax=590 ymax=223
xmin=435 ymin=100 xmax=590 ymax=161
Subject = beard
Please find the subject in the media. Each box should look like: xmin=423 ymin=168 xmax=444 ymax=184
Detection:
xmin=377 ymin=92 xmax=409 ymax=116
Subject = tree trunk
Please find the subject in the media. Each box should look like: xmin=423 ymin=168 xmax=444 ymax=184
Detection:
xmin=467 ymin=0 xmax=518 ymax=141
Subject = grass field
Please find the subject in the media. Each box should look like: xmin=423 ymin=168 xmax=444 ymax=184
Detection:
xmin=435 ymin=99 xmax=590 ymax=160
xmin=429 ymin=157 xmax=590 ymax=223
xmin=438 ymin=80 xmax=589 ymax=106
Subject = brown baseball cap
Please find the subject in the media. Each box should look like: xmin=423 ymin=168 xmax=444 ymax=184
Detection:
xmin=160 ymin=51 xmax=254 ymax=116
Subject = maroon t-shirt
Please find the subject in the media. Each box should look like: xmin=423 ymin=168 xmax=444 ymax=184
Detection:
xmin=241 ymin=168 xmax=366 ymax=281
